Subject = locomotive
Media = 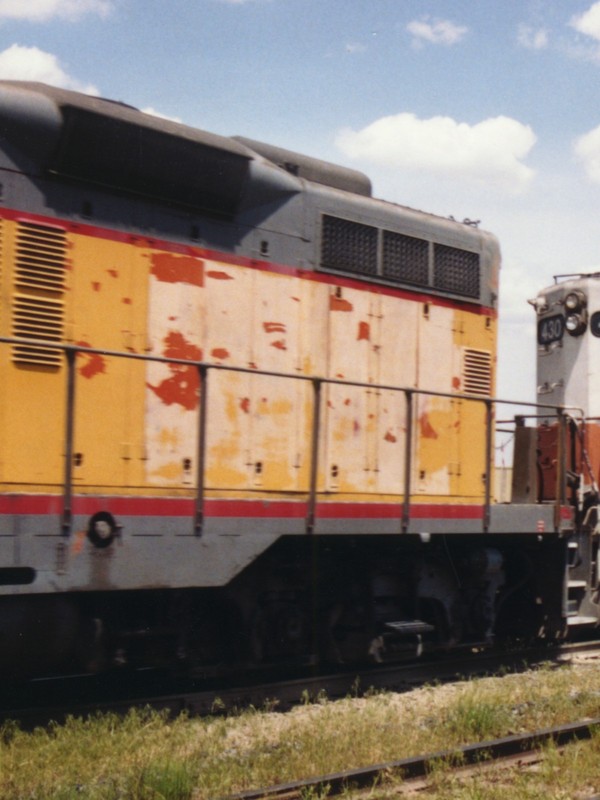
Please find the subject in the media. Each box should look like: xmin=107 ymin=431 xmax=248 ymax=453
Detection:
xmin=0 ymin=81 xmax=593 ymax=678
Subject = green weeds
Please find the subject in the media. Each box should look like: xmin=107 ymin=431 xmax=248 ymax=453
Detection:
xmin=2 ymin=663 xmax=600 ymax=799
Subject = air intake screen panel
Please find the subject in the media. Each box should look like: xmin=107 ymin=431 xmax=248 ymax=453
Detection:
xmin=321 ymin=215 xmax=378 ymax=275
xmin=433 ymin=244 xmax=480 ymax=299
xmin=51 ymin=107 xmax=250 ymax=216
xmin=382 ymin=230 xmax=429 ymax=286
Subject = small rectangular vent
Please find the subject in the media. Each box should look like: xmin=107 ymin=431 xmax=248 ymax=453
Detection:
xmin=433 ymin=244 xmax=480 ymax=298
xmin=462 ymin=348 xmax=492 ymax=396
xmin=321 ymin=215 xmax=377 ymax=275
xmin=12 ymin=221 xmax=67 ymax=367
xmin=382 ymin=230 xmax=429 ymax=286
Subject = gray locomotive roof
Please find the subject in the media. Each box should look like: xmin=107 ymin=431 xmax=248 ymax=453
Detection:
xmin=0 ymin=81 xmax=372 ymax=206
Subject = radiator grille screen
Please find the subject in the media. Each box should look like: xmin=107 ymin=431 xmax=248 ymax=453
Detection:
xmin=382 ymin=230 xmax=429 ymax=286
xmin=433 ymin=244 xmax=480 ymax=298
xmin=320 ymin=214 xmax=482 ymax=301
xmin=321 ymin=215 xmax=378 ymax=275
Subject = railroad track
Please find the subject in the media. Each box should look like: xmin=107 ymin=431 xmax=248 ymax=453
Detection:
xmin=224 ymin=718 xmax=600 ymax=799
xmin=3 ymin=638 xmax=600 ymax=727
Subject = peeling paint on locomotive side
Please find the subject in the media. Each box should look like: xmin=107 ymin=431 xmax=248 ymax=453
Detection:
xmin=75 ymin=342 xmax=107 ymax=379
xmin=145 ymin=250 xmax=204 ymax=487
xmin=147 ymin=331 xmax=202 ymax=411
xmin=150 ymin=252 xmax=204 ymax=287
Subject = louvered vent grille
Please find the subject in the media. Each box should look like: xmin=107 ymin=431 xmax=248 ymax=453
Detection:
xmin=321 ymin=215 xmax=378 ymax=275
xmin=382 ymin=230 xmax=429 ymax=286
xmin=462 ymin=348 xmax=492 ymax=396
xmin=12 ymin=221 xmax=67 ymax=367
xmin=15 ymin=222 xmax=67 ymax=293
xmin=433 ymin=244 xmax=480 ymax=298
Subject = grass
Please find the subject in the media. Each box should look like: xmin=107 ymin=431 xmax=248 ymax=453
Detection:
xmin=2 ymin=661 xmax=600 ymax=798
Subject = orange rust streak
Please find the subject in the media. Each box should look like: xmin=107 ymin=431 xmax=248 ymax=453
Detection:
xmin=107 ymin=269 xmax=118 ymax=278
xmin=384 ymin=431 xmax=397 ymax=443
xmin=271 ymin=340 xmax=287 ymax=350
xmin=264 ymin=322 xmax=286 ymax=333
xmin=151 ymin=253 xmax=204 ymax=287
xmin=358 ymin=321 xmax=370 ymax=341
xmin=330 ymin=296 xmax=354 ymax=312
xmin=240 ymin=397 xmax=250 ymax=413
xmin=211 ymin=348 xmax=230 ymax=360
xmin=92 ymin=281 xmax=101 ymax=291
xmin=207 ymin=270 xmax=233 ymax=280
xmin=419 ymin=413 xmax=439 ymax=439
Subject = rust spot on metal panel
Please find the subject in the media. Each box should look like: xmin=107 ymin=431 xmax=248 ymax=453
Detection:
xmin=76 ymin=341 xmax=106 ymax=379
xmin=207 ymin=270 xmax=233 ymax=280
xmin=211 ymin=348 xmax=230 ymax=360
xmin=452 ymin=376 xmax=461 ymax=390
xmin=264 ymin=322 xmax=286 ymax=333
xmin=330 ymin=295 xmax=353 ymax=312
xmin=240 ymin=397 xmax=250 ymax=413
xmin=147 ymin=331 xmax=202 ymax=410
xmin=358 ymin=321 xmax=370 ymax=341
xmin=248 ymin=362 xmax=258 ymax=370
xmin=92 ymin=281 xmax=101 ymax=292
xmin=353 ymin=420 xmax=361 ymax=434
xmin=122 ymin=297 xmax=132 ymax=304
xmin=151 ymin=253 xmax=204 ymax=286
xmin=271 ymin=340 xmax=287 ymax=350
xmin=107 ymin=269 xmax=118 ymax=278
xmin=384 ymin=430 xmax=397 ymax=443
xmin=344 ymin=398 xmax=351 ymax=406
xmin=419 ymin=413 xmax=439 ymax=439
xmin=291 ymin=296 xmax=300 ymax=302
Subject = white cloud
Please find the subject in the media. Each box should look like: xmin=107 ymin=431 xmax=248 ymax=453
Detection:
xmin=406 ymin=17 xmax=467 ymax=47
xmin=574 ymin=124 xmax=600 ymax=182
xmin=517 ymin=24 xmax=548 ymax=50
xmin=570 ymin=2 xmax=600 ymax=41
xmin=0 ymin=0 xmax=112 ymax=22
xmin=0 ymin=45 xmax=98 ymax=94
xmin=335 ymin=113 xmax=536 ymax=193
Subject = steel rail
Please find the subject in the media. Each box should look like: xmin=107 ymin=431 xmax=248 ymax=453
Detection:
xmin=225 ymin=719 xmax=600 ymax=800
xmin=5 ymin=638 xmax=600 ymax=730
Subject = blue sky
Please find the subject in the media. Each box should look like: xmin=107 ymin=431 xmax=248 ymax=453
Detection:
xmin=1 ymin=0 xmax=600 ymax=409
